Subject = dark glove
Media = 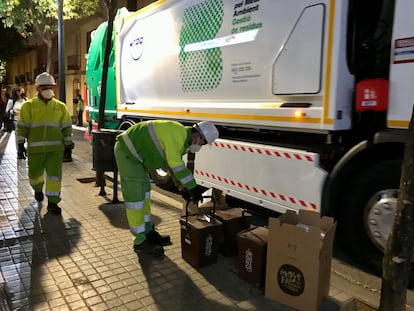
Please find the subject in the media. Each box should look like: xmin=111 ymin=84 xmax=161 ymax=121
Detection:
xmin=182 ymin=185 xmax=205 ymax=202
xmin=181 ymin=189 xmax=192 ymax=201
xmin=18 ymin=143 xmax=27 ymax=157
xmin=63 ymin=144 xmax=73 ymax=162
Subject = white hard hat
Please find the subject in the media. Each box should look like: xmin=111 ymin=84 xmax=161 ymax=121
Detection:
xmin=35 ymin=72 xmax=56 ymax=86
xmin=195 ymin=121 xmax=219 ymax=144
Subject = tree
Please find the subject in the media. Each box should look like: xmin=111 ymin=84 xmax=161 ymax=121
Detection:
xmin=0 ymin=20 xmax=26 ymax=62
xmin=379 ymin=105 xmax=414 ymax=310
xmin=0 ymin=0 xmax=99 ymax=71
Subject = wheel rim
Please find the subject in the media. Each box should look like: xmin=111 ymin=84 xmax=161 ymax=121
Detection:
xmin=119 ymin=120 xmax=135 ymax=130
xmin=155 ymin=168 xmax=169 ymax=178
xmin=364 ymin=189 xmax=398 ymax=252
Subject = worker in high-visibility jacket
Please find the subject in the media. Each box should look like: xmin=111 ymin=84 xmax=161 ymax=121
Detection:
xmin=114 ymin=120 xmax=219 ymax=256
xmin=15 ymin=72 xmax=74 ymax=216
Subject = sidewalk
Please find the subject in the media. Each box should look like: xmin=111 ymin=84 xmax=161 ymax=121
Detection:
xmin=0 ymin=128 xmax=369 ymax=310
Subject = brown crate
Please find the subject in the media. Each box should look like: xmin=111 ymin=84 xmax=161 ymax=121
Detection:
xmin=214 ymin=208 xmax=252 ymax=256
xmin=180 ymin=214 xmax=223 ymax=268
xmin=237 ymin=226 xmax=268 ymax=285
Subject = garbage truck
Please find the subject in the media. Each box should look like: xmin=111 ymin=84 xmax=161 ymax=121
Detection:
xmin=86 ymin=0 xmax=414 ymax=274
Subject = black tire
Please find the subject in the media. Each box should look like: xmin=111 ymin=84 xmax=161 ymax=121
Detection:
xmin=149 ymin=168 xmax=177 ymax=191
xmin=338 ymin=159 xmax=401 ymax=275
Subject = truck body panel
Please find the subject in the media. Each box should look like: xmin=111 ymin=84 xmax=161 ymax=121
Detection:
xmin=195 ymin=138 xmax=326 ymax=213
xmin=388 ymin=0 xmax=414 ymax=129
xmin=115 ymin=0 xmax=354 ymax=132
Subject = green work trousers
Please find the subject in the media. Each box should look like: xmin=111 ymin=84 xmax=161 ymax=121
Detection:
xmin=114 ymin=141 xmax=152 ymax=245
xmin=28 ymin=151 xmax=62 ymax=204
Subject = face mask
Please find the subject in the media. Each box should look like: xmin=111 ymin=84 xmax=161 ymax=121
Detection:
xmin=40 ymin=89 xmax=54 ymax=100
xmin=189 ymin=144 xmax=202 ymax=153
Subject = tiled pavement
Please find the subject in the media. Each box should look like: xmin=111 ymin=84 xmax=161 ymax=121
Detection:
xmin=0 ymin=128 xmax=369 ymax=311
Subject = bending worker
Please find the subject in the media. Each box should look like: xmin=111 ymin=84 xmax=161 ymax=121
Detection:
xmin=114 ymin=120 xmax=219 ymax=257
xmin=16 ymin=72 xmax=74 ymax=215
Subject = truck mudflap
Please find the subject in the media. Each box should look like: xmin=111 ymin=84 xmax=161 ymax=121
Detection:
xmin=193 ymin=138 xmax=327 ymax=214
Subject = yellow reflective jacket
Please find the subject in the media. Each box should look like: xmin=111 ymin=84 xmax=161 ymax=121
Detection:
xmin=116 ymin=120 xmax=197 ymax=189
xmin=16 ymin=96 xmax=73 ymax=153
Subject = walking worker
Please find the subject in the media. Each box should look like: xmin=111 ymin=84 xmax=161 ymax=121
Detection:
xmin=5 ymin=88 xmax=26 ymax=133
xmin=114 ymin=120 xmax=219 ymax=256
xmin=15 ymin=72 xmax=74 ymax=215
xmin=76 ymin=94 xmax=84 ymax=126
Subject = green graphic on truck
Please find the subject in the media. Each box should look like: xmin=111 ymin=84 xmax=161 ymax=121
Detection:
xmin=179 ymin=0 xmax=224 ymax=92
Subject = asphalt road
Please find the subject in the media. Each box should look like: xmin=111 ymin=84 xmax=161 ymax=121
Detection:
xmin=72 ymin=126 xmax=414 ymax=310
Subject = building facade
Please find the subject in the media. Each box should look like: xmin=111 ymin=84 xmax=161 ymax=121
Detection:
xmin=4 ymin=0 xmax=155 ymax=124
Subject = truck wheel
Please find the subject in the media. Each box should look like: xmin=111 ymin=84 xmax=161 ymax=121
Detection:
xmin=338 ymin=159 xmax=401 ymax=274
xmin=149 ymin=168 xmax=176 ymax=190
xmin=118 ymin=120 xmax=135 ymax=130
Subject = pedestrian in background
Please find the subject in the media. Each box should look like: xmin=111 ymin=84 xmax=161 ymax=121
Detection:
xmin=76 ymin=94 xmax=84 ymax=126
xmin=6 ymin=87 xmax=26 ymax=158
xmin=114 ymin=120 xmax=219 ymax=256
xmin=15 ymin=72 xmax=74 ymax=215
xmin=20 ymin=88 xmax=27 ymax=100
xmin=4 ymin=91 xmax=20 ymax=133
xmin=0 ymin=93 xmax=6 ymax=132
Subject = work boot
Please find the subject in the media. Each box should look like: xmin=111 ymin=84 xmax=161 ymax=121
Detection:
xmin=17 ymin=153 xmax=26 ymax=160
xmin=133 ymin=240 xmax=164 ymax=257
xmin=146 ymin=226 xmax=172 ymax=246
xmin=35 ymin=191 xmax=44 ymax=202
xmin=47 ymin=202 xmax=62 ymax=216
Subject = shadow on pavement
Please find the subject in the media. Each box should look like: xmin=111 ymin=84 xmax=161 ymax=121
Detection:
xmin=98 ymin=203 xmax=128 ymax=229
xmin=98 ymin=202 xmax=164 ymax=230
xmin=27 ymin=203 xmax=81 ymax=308
xmin=138 ymin=255 xmax=243 ymax=310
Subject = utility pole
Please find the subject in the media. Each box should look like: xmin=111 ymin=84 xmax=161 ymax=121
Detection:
xmin=57 ymin=0 xmax=66 ymax=102
xmin=57 ymin=0 xmax=71 ymax=162
xmin=98 ymin=0 xmax=117 ymax=129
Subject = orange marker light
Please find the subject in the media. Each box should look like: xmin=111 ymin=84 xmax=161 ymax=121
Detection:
xmin=294 ymin=111 xmax=306 ymax=118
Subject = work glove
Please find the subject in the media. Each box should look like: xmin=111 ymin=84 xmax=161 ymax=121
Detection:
xmin=18 ymin=143 xmax=27 ymax=158
xmin=182 ymin=185 xmax=205 ymax=203
xmin=63 ymin=144 xmax=73 ymax=163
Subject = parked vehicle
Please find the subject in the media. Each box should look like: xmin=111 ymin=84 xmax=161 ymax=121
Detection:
xmin=86 ymin=0 xmax=414 ymax=274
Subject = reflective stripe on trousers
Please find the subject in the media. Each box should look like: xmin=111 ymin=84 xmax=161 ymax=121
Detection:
xmin=114 ymin=141 xmax=152 ymax=245
xmin=28 ymin=151 xmax=62 ymax=204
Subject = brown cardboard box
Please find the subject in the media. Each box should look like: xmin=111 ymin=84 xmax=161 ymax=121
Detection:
xmin=180 ymin=214 xmax=223 ymax=268
xmin=214 ymin=208 xmax=252 ymax=256
xmin=237 ymin=226 xmax=268 ymax=285
xmin=265 ymin=210 xmax=336 ymax=311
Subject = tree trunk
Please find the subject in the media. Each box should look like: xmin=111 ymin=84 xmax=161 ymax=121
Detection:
xmin=379 ymin=105 xmax=414 ymax=310
xmin=46 ymin=40 xmax=52 ymax=73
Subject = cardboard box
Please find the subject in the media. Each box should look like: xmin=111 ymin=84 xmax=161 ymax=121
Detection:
xmin=180 ymin=214 xmax=222 ymax=268
xmin=214 ymin=208 xmax=252 ymax=256
xmin=265 ymin=210 xmax=336 ymax=311
xmin=237 ymin=226 xmax=268 ymax=285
